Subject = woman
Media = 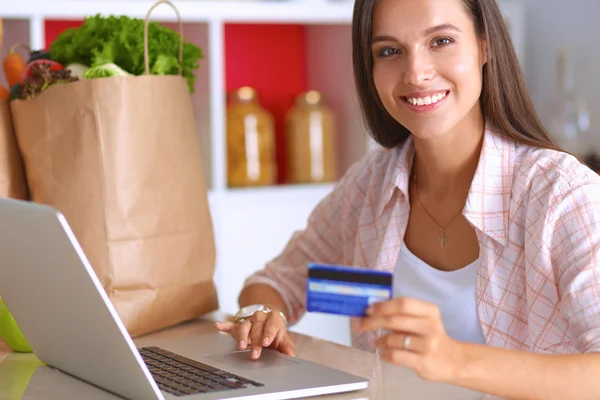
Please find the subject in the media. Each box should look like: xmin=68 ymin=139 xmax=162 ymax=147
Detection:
xmin=215 ymin=0 xmax=600 ymax=398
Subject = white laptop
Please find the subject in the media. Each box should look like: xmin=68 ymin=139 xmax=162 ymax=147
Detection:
xmin=0 ymin=197 xmax=368 ymax=400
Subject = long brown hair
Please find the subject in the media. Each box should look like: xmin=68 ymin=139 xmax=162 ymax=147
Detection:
xmin=352 ymin=0 xmax=561 ymax=151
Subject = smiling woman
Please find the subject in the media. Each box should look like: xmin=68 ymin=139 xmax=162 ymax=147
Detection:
xmin=353 ymin=0 xmax=557 ymax=150
xmin=218 ymin=0 xmax=600 ymax=399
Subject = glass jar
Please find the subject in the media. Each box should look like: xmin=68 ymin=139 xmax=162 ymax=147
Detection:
xmin=226 ymin=87 xmax=277 ymax=187
xmin=285 ymin=90 xmax=336 ymax=184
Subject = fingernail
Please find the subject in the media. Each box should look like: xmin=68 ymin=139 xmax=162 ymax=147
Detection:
xmin=239 ymin=340 xmax=246 ymax=349
xmin=263 ymin=337 xmax=270 ymax=346
xmin=251 ymin=350 xmax=258 ymax=359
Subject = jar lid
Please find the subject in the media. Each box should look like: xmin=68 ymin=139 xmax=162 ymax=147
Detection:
xmin=298 ymin=90 xmax=323 ymax=106
xmin=232 ymin=86 xmax=257 ymax=102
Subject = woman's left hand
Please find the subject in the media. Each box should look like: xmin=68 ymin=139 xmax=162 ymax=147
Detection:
xmin=357 ymin=297 xmax=465 ymax=383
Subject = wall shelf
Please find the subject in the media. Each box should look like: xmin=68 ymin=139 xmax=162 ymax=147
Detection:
xmin=0 ymin=0 xmax=355 ymax=24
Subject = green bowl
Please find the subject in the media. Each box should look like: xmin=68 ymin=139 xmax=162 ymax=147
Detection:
xmin=0 ymin=298 xmax=32 ymax=353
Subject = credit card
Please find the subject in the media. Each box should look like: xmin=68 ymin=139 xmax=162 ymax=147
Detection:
xmin=306 ymin=263 xmax=393 ymax=317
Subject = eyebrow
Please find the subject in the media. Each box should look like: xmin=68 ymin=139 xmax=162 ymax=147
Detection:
xmin=424 ymin=23 xmax=462 ymax=36
xmin=371 ymin=23 xmax=462 ymax=44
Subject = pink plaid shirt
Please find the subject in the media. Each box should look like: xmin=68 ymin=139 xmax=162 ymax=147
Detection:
xmin=245 ymin=125 xmax=600 ymax=354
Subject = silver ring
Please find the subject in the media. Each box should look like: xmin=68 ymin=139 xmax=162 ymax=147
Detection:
xmin=403 ymin=334 xmax=411 ymax=350
xmin=236 ymin=318 xmax=251 ymax=326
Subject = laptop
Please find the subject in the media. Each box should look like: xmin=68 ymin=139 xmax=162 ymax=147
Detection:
xmin=0 ymin=197 xmax=368 ymax=400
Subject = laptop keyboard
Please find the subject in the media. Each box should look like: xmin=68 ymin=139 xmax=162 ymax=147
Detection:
xmin=139 ymin=346 xmax=264 ymax=397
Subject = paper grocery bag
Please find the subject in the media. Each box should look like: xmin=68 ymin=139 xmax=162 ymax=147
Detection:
xmin=0 ymin=99 xmax=28 ymax=200
xmin=0 ymin=101 xmax=30 ymax=353
xmin=10 ymin=74 xmax=219 ymax=338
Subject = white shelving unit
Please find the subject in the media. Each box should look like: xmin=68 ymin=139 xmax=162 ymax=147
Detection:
xmin=0 ymin=0 xmax=526 ymax=346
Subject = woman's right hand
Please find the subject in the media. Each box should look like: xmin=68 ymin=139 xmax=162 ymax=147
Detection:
xmin=214 ymin=310 xmax=295 ymax=360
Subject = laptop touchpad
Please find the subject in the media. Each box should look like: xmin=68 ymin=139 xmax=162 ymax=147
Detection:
xmin=207 ymin=350 xmax=300 ymax=370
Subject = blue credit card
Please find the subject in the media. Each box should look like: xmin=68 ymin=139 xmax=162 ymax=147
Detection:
xmin=306 ymin=263 xmax=393 ymax=317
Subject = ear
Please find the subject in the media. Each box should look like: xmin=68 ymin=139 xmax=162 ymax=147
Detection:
xmin=480 ymin=38 xmax=488 ymax=67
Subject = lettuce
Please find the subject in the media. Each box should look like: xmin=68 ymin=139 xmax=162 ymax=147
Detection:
xmin=83 ymin=63 xmax=129 ymax=79
xmin=50 ymin=15 xmax=203 ymax=93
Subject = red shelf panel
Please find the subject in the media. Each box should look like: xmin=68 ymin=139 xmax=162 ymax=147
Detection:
xmin=44 ymin=20 xmax=83 ymax=50
xmin=225 ymin=24 xmax=307 ymax=184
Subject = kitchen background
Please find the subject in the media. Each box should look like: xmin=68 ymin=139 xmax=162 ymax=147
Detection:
xmin=0 ymin=0 xmax=597 ymax=346
xmin=522 ymin=0 xmax=598 ymax=157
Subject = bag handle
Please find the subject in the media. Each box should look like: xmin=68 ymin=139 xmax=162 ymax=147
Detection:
xmin=9 ymin=43 xmax=31 ymax=56
xmin=144 ymin=0 xmax=183 ymax=76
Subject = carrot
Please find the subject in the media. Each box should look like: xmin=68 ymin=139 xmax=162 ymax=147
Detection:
xmin=0 ymin=85 xmax=8 ymax=100
xmin=3 ymin=43 xmax=29 ymax=88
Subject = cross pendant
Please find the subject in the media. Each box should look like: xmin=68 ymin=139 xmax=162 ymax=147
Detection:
xmin=439 ymin=229 xmax=446 ymax=248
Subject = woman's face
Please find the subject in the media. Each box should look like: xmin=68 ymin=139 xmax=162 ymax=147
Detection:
xmin=371 ymin=0 xmax=487 ymax=140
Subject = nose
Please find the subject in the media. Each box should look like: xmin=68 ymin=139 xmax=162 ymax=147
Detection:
xmin=403 ymin=52 xmax=435 ymax=86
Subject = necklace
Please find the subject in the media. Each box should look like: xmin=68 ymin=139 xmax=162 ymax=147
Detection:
xmin=413 ymin=174 xmax=464 ymax=248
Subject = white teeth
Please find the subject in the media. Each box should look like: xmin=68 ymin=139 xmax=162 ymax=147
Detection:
xmin=406 ymin=92 xmax=447 ymax=106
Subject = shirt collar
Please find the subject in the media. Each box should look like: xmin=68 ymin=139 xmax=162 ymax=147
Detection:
xmin=463 ymin=124 xmax=514 ymax=246
xmin=375 ymin=135 xmax=415 ymax=217
xmin=377 ymin=123 xmax=514 ymax=246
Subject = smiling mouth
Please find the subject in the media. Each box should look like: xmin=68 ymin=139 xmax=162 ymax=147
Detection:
xmin=401 ymin=91 xmax=450 ymax=107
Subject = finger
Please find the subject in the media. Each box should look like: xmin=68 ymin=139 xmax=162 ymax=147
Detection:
xmin=249 ymin=313 xmax=268 ymax=360
xmin=214 ymin=321 xmax=252 ymax=349
xmin=357 ymin=315 xmax=432 ymax=335
xmin=234 ymin=320 xmax=253 ymax=350
xmin=367 ymin=297 xmax=439 ymax=318
xmin=278 ymin=334 xmax=296 ymax=357
xmin=376 ymin=332 xmax=425 ymax=353
xmin=262 ymin=313 xmax=285 ymax=347
xmin=214 ymin=321 xmax=236 ymax=333
xmin=380 ymin=348 xmax=420 ymax=371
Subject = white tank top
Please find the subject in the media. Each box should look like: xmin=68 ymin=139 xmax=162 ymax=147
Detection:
xmin=393 ymin=242 xmax=486 ymax=344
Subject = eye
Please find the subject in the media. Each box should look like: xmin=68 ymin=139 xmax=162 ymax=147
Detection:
xmin=432 ymin=37 xmax=454 ymax=47
xmin=377 ymin=47 xmax=400 ymax=58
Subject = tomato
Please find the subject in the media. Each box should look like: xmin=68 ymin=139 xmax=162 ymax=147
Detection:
xmin=21 ymin=60 xmax=64 ymax=84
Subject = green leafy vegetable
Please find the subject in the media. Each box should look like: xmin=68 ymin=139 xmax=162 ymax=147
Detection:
xmin=83 ymin=63 xmax=129 ymax=79
xmin=151 ymin=54 xmax=180 ymax=75
xmin=50 ymin=15 xmax=203 ymax=92
xmin=9 ymin=83 xmax=21 ymax=101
